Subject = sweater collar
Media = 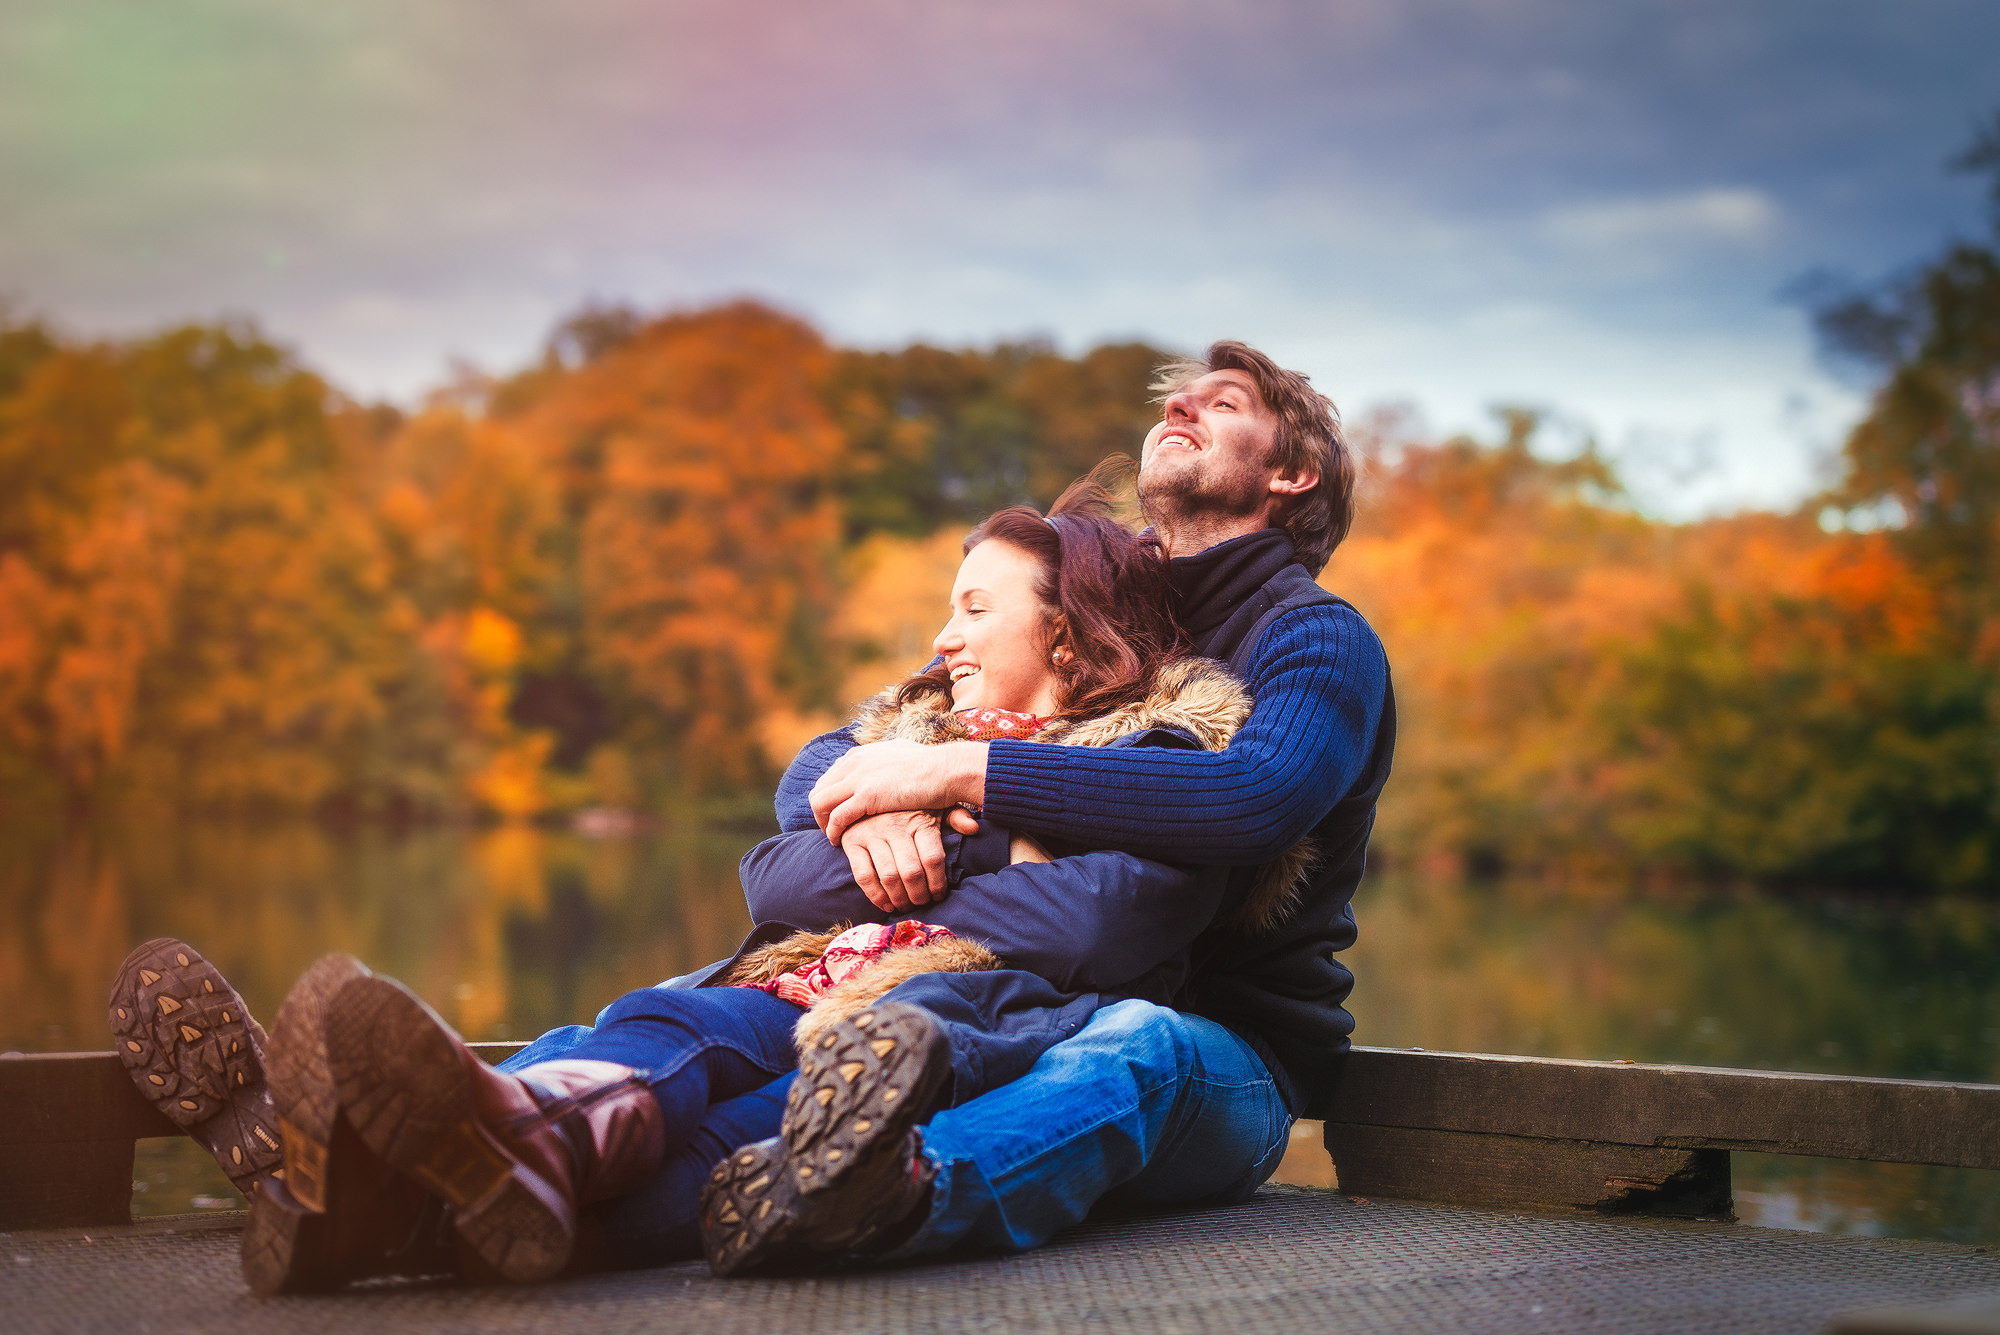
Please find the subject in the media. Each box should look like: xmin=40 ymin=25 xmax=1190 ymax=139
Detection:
xmin=1167 ymin=529 xmax=1298 ymax=641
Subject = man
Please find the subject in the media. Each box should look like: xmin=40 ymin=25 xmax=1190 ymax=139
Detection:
xmin=702 ymin=340 xmax=1395 ymax=1268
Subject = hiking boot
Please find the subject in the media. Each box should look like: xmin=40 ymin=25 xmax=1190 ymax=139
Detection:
xmin=700 ymin=1002 xmax=947 ymax=1275
xmin=699 ymin=1125 xmax=935 ymax=1276
xmin=326 ymin=974 xmax=665 ymax=1284
xmin=698 ymin=1136 xmax=811 ymax=1276
xmin=242 ymin=954 xmax=459 ymax=1295
xmin=109 ymin=939 xmax=282 ymax=1199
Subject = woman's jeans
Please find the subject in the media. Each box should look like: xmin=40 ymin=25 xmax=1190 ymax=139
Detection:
xmin=498 ymin=992 xmax=1293 ymax=1266
xmin=497 ymin=985 xmax=800 ymax=1267
xmin=887 ymin=998 xmax=1296 ymax=1259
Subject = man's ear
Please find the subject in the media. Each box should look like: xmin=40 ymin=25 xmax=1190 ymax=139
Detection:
xmin=1268 ymin=464 xmax=1321 ymax=499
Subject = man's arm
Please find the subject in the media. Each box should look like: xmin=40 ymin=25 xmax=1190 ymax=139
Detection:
xmin=775 ymin=729 xmax=858 ymax=832
xmin=814 ymin=604 xmax=1390 ymax=865
xmin=775 ymin=724 xmax=975 ymax=907
xmin=738 ymin=826 xmax=1224 ymax=994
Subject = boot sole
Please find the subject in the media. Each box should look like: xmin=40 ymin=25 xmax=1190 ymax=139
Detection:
xmin=699 ymin=1138 xmax=809 ymax=1277
xmin=782 ymin=1003 xmax=950 ymax=1199
xmin=240 ymin=954 xmax=372 ymax=1296
xmin=109 ymin=938 xmax=281 ymax=1197
xmin=325 ymin=975 xmax=573 ymax=1284
xmin=240 ymin=1176 xmax=339 ymax=1296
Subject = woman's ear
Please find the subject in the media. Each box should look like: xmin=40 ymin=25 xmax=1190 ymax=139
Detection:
xmin=1046 ymin=612 xmax=1072 ymax=667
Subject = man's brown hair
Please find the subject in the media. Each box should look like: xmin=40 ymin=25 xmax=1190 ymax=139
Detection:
xmin=1151 ymin=340 xmax=1353 ymax=574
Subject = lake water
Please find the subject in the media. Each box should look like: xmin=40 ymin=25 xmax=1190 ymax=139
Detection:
xmin=5 ymin=815 xmax=1995 ymax=1242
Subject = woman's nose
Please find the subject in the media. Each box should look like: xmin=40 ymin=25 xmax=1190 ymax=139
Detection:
xmin=932 ymin=619 xmax=962 ymax=655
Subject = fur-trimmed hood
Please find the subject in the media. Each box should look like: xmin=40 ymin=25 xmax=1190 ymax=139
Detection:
xmin=849 ymin=657 xmax=1313 ymax=935
xmin=851 ymin=657 xmax=1250 ymax=753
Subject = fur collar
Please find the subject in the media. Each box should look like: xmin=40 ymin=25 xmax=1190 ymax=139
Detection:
xmin=849 ymin=657 xmax=1249 ymax=753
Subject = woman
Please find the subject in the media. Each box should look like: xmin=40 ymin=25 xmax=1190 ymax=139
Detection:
xmin=112 ymin=484 xmax=1285 ymax=1291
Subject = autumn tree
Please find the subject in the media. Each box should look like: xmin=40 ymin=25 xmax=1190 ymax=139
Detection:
xmin=825 ymin=339 xmax=1167 ymax=538
xmin=517 ymin=303 xmax=848 ymax=798
xmin=1811 ymin=112 xmax=2000 ymax=618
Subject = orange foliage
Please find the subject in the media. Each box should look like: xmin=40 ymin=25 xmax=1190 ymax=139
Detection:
xmin=527 ymin=304 xmax=845 ymax=794
xmin=0 ymin=306 xmax=857 ymax=815
xmin=1331 ymin=416 xmax=1977 ymax=887
xmin=0 ymin=305 xmax=1988 ymax=888
xmin=0 ymin=460 xmax=186 ymax=789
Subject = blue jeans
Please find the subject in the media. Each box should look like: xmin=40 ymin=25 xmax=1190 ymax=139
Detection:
xmin=497 ymin=986 xmax=800 ymax=1267
xmin=891 ymin=998 xmax=1295 ymax=1258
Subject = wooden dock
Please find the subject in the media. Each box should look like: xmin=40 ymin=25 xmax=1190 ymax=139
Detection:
xmin=5 ymin=1045 xmax=1999 ymax=1333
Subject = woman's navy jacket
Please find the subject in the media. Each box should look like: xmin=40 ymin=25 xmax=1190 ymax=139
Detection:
xmin=668 ymin=724 xmax=1229 ymax=1107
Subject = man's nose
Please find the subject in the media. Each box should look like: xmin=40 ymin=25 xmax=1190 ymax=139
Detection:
xmin=1162 ymin=390 xmax=1198 ymax=422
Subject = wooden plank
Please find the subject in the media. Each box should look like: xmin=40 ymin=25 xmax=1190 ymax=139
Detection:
xmin=0 ymin=1051 xmax=178 ymax=1145
xmin=0 ymin=1043 xmax=527 ymax=1148
xmin=1324 ymin=1048 xmax=2000 ymax=1170
xmin=0 ymin=1042 xmax=531 ymax=1231
xmin=1325 ymin=1123 xmax=1732 ymax=1216
xmin=469 ymin=1041 xmax=529 ymax=1064
xmin=0 ymin=1141 xmax=135 ymax=1229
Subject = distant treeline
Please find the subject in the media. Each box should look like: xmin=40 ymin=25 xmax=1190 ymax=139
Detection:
xmin=2 ymin=159 xmax=1998 ymax=889
xmin=0 ymin=303 xmax=1165 ymax=819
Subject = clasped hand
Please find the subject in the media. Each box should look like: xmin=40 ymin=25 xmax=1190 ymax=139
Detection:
xmin=836 ymin=808 xmax=979 ymax=912
xmin=811 ymin=739 xmax=985 ymax=912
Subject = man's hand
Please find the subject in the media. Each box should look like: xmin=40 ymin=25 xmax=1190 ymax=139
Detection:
xmin=811 ymin=739 xmax=989 ymax=845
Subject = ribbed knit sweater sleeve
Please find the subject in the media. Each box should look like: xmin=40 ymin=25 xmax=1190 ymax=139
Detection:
xmin=982 ymin=603 xmax=1389 ymax=865
xmin=773 ymin=728 xmax=858 ymax=832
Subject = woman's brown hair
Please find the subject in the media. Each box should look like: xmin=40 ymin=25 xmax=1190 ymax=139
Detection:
xmin=898 ymin=463 xmax=1191 ymax=721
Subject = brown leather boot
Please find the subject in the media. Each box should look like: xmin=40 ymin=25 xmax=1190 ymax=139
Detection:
xmin=244 ymin=955 xmax=462 ymax=1294
xmin=326 ymin=974 xmax=666 ymax=1284
xmin=243 ymin=1121 xmax=461 ymax=1293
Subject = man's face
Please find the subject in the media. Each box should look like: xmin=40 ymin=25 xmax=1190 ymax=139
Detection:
xmin=1137 ymin=369 xmax=1281 ymax=520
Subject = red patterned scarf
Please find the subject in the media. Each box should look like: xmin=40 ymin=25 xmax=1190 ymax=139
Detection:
xmin=738 ymin=920 xmax=958 ymax=1009
xmin=954 ymin=706 xmax=1048 ymax=740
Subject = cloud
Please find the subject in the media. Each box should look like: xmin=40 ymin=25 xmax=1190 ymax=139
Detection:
xmin=1 ymin=0 xmax=1996 ymax=516
xmin=1543 ymin=189 xmax=1782 ymax=251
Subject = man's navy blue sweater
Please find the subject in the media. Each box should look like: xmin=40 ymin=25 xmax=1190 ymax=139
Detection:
xmin=774 ymin=530 xmax=1394 ymax=1113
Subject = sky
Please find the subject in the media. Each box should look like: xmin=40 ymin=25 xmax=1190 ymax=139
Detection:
xmin=2 ymin=0 xmax=1997 ymax=517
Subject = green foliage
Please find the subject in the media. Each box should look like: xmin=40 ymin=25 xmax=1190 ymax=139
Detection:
xmin=1610 ymin=587 xmax=1999 ymax=890
xmin=825 ymin=340 xmax=1167 ymax=538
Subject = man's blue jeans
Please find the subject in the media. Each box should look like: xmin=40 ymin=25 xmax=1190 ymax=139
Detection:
xmin=890 ymin=998 xmax=1296 ymax=1258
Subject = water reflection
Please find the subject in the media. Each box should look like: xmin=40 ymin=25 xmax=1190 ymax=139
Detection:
xmin=4 ymin=818 xmax=1995 ymax=1240
xmin=1345 ymin=873 xmax=2000 ymax=1084
xmin=0 ymin=815 xmax=756 ymax=1056
xmin=1345 ymin=871 xmax=2000 ymax=1245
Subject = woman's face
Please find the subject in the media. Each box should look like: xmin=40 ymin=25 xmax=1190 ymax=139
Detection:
xmin=933 ymin=538 xmax=1063 ymax=717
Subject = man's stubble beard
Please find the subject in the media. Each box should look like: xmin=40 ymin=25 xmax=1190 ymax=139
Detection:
xmin=1136 ymin=456 xmax=1268 ymax=537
